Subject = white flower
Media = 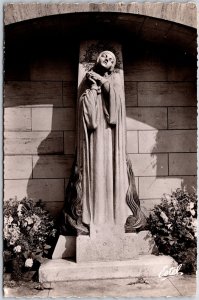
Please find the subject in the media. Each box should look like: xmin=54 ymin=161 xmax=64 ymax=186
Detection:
xmin=17 ymin=204 xmax=23 ymax=217
xmin=25 ymin=217 xmax=33 ymax=225
xmin=10 ymin=239 xmax=15 ymax=245
xmin=32 ymin=214 xmax=41 ymax=231
xmin=52 ymin=229 xmax=57 ymax=237
xmin=191 ymin=210 xmax=196 ymax=216
xmin=22 ymin=221 xmax=27 ymax=228
xmin=191 ymin=218 xmax=197 ymax=237
xmin=172 ymin=198 xmax=178 ymax=207
xmin=4 ymin=225 xmax=10 ymax=239
xmin=4 ymin=216 xmax=8 ymax=225
xmin=14 ymin=245 xmax=21 ymax=253
xmin=32 ymin=224 xmax=38 ymax=231
xmin=164 ymin=194 xmax=171 ymax=201
xmin=5 ymin=216 xmax=13 ymax=225
xmin=25 ymin=258 xmax=33 ymax=268
xmin=160 ymin=211 xmax=169 ymax=223
xmin=186 ymin=202 xmax=195 ymax=215
xmin=167 ymin=224 xmax=172 ymax=229
xmin=8 ymin=216 xmax=14 ymax=225
xmin=7 ymin=226 xmax=20 ymax=244
xmin=192 ymin=219 xmax=197 ymax=229
xmin=32 ymin=214 xmax=40 ymax=222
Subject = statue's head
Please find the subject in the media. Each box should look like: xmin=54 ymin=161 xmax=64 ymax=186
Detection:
xmin=96 ymin=51 xmax=116 ymax=72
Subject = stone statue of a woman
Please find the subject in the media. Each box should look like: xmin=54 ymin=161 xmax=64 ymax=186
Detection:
xmin=60 ymin=50 xmax=146 ymax=235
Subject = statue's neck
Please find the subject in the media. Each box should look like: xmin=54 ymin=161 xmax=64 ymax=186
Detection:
xmin=93 ymin=65 xmax=111 ymax=77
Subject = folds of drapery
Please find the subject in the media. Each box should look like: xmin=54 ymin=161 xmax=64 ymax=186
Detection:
xmin=76 ymin=72 xmax=131 ymax=226
xmin=60 ymin=72 xmax=147 ymax=235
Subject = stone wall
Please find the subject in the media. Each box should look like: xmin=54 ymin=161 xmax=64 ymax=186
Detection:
xmin=4 ymin=2 xmax=197 ymax=28
xmin=4 ymin=22 xmax=197 ymax=217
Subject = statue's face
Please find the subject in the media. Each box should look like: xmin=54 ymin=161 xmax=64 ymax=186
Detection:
xmin=97 ymin=51 xmax=116 ymax=71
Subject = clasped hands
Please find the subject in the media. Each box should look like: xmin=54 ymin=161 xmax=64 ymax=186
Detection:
xmin=86 ymin=71 xmax=107 ymax=91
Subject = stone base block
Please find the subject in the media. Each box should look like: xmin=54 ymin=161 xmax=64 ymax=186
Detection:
xmin=39 ymin=255 xmax=177 ymax=282
xmin=52 ymin=236 xmax=76 ymax=259
xmin=77 ymin=230 xmax=156 ymax=262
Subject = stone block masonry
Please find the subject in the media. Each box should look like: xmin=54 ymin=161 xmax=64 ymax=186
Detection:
xmin=139 ymin=130 xmax=197 ymax=153
xmin=4 ymin=81 xmax=63 ymax=107
xmin=4 ymin=131 xmax=64 ymax=155
xmin=138 ymin=82 xmax=196 ymax=107
xmin=32 ymin=108 xmax=75 ymax=131
xmin=139 ymin=176 xmax=196 ymax=199
xmin=4 ymin=107 xmax=31 ymax=131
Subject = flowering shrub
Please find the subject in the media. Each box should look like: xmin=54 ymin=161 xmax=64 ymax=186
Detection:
xmin=4 ymin=197 xmax=57 ymax=280
xmin=148 ymin=188 xmax=197 ymax=274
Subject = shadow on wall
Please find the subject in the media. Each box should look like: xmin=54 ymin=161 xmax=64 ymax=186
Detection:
xmin=26 ymin=98 xmax=77 ymax=217
xmin=4 ymin=36 xmax=79 ymax=215
xmin=151 ymin=129 xmax=197 ymax=193
xmin=4 ymin=40 xmax=197 ymax=218
xmin=4 ymin=83 xmax=197 ymax=218
xmin=26 ymin=96 xmax=197 ymax=218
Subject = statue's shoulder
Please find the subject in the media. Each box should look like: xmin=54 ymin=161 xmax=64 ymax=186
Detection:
xmin=110 ymin=72 xmax=123 ymax=89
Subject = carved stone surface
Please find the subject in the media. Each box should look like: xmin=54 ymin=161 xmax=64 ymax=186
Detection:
xmin=39 ymin=255 xmax=178 ymax=282
xmin=52 ymin=230 xmax=156 ymax=261
xmin=76 ymin=230 xmax=156 ymax=262
xmin=61 ymin=41 xmax=146 ymax=236
xmin=52 ymin=236 xmax=76 ymax=259
xmin=4 ymin=3 xmax=197 ymax=28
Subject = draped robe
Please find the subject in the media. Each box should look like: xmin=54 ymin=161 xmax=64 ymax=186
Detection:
xmin=60 ymin=68 xmax=146 ymax=236
xmin=77 ymin=72 xmax=130 ymax=226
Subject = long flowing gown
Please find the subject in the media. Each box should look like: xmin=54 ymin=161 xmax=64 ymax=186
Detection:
xmin=77 ymin=72 xmax=129 ymax=226
xmin=61 ymin=70 xmax=146 ymax=235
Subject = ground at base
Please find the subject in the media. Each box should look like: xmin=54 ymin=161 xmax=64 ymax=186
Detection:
xmin=4 ymin=274 xmax=196 ymax=298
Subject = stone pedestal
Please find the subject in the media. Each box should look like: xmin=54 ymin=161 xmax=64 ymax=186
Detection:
xmin=76 ymin=230 xmax=156 ymax=262
xmin=39 ymin=39 xmax=178 ymax=283
xmin=39 ymin=255 xmax=178 ymax=282
xmin=52 ymin=230 xmax=157 ymax=262
xmin=42 ymin=229 xmax=177 ymax=283
xmin=52 ymin=236 xmax=76 ymax=259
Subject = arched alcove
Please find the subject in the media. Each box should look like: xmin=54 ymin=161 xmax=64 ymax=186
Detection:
xmin=4 ymin=10 xmax=197 ymax=217
xmin=4 ymin=2 xmax=197 ymax=28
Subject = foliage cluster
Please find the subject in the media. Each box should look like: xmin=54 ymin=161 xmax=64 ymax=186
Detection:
xmin=148 ymin=188 xmax=197 ymax=274
xmin=4 ymin=197 xmax=57 ymax=280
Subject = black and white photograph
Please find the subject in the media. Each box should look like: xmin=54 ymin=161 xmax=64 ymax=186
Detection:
xmin=3 ymin=1 xmax=197 ymax=297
